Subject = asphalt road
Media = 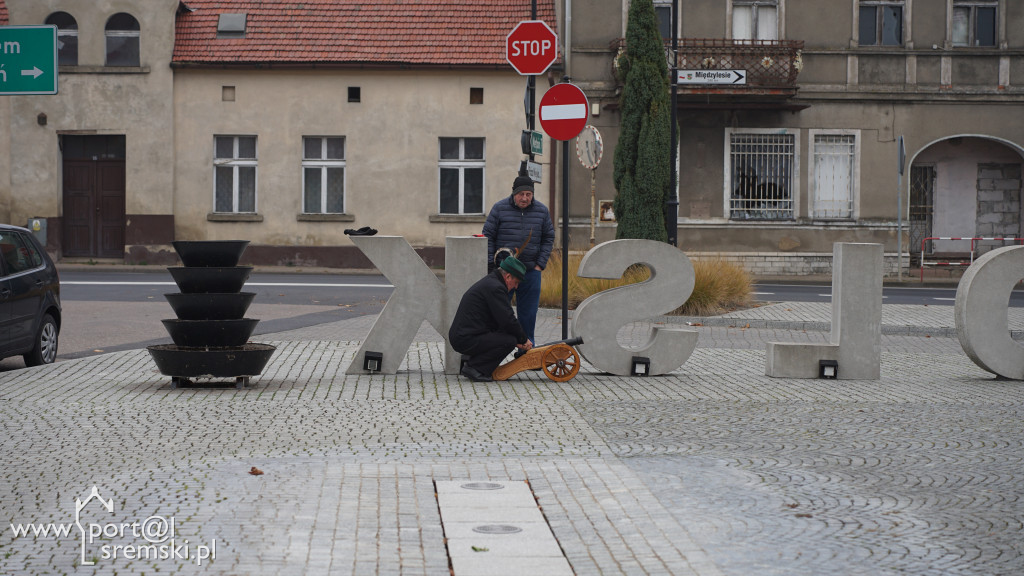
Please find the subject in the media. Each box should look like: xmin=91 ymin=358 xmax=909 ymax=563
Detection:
xmin=0 ymin=270 xmax=394 ymax=372
xmin=3 ymin=269 xmax=1020 ymax=373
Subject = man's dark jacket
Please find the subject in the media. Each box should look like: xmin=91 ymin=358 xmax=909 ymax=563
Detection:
xmin=449 ymin=269 xmax=529 ymax=350
xmin=482 ymin=194 xmax=556 ymax=271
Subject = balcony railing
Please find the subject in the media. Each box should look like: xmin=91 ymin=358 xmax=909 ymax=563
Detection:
xmin=674 ymin=39 xmax=804 ymax=89
xmin=613 ymin=38 xmax=804 ymax=93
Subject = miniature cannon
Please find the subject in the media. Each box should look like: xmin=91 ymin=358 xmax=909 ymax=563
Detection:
xmin=492 ymin=337 xmax=583 ymax=382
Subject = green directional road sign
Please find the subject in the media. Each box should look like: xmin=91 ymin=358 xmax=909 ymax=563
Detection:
xmin=0 ymin=25 xmax=58 ymax=95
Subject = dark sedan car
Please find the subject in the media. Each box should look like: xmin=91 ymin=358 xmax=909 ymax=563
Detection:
xmin=0 ymin=224 xmax=61 ymax=366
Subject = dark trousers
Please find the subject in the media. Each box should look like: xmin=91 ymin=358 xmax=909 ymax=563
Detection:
xmin=509 ymin=268 xmax=541 ymax=344
xmin=454 ymin=332 xmax=517 ymax=376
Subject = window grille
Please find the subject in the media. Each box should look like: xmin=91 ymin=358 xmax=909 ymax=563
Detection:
xmin=729 ymin=132 xmax=794 ymax=220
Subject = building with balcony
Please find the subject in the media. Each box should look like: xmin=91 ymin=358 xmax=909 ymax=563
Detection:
xmin=562 ymin=0 xmax=1024 ymax=276
xmin=1 ymin=0 xmax=1020 ymax=278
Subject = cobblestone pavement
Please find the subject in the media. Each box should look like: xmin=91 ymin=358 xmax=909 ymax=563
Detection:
xmin=1 ymin=303 xmax=1022 ymax=575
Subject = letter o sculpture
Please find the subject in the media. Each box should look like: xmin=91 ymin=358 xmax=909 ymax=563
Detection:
xmin=955 ymin=245 xmax=1024 ymax=379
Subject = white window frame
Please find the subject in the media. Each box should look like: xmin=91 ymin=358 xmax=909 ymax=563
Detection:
xmin=723 ymin=128 xmax=800 ymax=221
xmin=808 ymin=130 xmax=860 ymax=221
xmin=951 ymin=0 xmax=999 ymax=47
xmin=213 ymin=135 xmax=258 ymax=214
xmin=104 ymin=13 xmax=140 ymax=67
xmin=858 ymin=0 xmax=905 ymax=46
xmin=301 ymin=136 xmax=346 ymax=214
xmin=730 ymin=0 xmax=780 ymax=41
xmin=438 ymin=137 xmax=485 ymax=215
xmin=654 ymin=0 xmax=673 ymax=39
xmin=45 ymin=12 xmax=78 ymax=66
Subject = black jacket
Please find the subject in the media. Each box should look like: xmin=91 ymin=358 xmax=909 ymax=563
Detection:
xmin=448 ymin=269 xmax=529 ymax=349
xmin=482 ymin=194 xmax=555 ymax=271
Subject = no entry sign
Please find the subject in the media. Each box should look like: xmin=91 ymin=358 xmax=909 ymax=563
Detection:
xmin=506 ymin=20 xmax=558 ymax=76
xmin=539 ymin=83 xmax=589 ymax=141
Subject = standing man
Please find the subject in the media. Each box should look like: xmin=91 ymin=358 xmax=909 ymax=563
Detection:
xmin=449 ymin=256 xmax=534 ymax=382
xmin=482 ymin=174 xmax=556 ymax=348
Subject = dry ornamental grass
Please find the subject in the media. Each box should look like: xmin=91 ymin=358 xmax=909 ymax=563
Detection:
xmin=538 ymin=251 xmax=752 ymax=317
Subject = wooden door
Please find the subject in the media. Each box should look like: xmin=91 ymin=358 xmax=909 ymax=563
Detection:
xmin=61 ymin=136 xmax=126 ymax=258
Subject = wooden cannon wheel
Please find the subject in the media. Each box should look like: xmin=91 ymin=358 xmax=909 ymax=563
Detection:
xmin=492 ymin=342 xmax=581 ymax=382
xmin=542 ymin=344 xmax=580 ymax=382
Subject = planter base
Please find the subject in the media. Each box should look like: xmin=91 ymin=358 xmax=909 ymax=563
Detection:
xmin=147 ymin=343 xmax=277 ymax=384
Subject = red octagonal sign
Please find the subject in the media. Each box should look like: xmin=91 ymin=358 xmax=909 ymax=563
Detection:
xmin=539 ymin=83 xmax=589 ymax=141
xmin=506 ymin=20 xmax=558 ymax=76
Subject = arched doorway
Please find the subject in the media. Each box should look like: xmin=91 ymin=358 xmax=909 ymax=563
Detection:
xmin=909 ymin=136 xmax=1024 ymax=264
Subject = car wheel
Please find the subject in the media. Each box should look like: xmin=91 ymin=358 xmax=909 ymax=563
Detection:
xmin=24 ymin=313 xmax=58 ymax=367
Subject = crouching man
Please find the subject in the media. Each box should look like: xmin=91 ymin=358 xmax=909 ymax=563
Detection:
xmin=448 ymin=255 xmax=534 ymax=382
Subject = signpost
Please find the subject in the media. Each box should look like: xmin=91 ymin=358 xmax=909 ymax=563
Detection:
xmin=676 ymin=69 xmax=746 ymax=85
xmin=897 ymin=135 xmax=906 ymax=281
xmin=505 ymin=20 xmax=558 ymax=76
xmin=539 ymin=83 xmax=589 ymax=142
xmin=538 ymin=82 xmax=589 ymax=339
xmin=0 ymin=25 xmax=58 ymax=95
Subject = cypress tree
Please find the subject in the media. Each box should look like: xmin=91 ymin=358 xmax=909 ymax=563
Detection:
xmin=612 ymin=0 xmax=670 ymax=242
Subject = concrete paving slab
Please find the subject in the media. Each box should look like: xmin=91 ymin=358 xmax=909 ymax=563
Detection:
xmin=1 ymin=302 xmax=1023 ymax=575
xmin=450 ymin=554 xmax=575 ymax=576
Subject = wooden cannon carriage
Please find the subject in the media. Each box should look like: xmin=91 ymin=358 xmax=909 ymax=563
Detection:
xmin=491 ymin=337 xmax=583 ymax=382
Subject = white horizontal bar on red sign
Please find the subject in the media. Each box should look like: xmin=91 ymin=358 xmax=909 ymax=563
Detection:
xmin=541 ymin=104 xmax=587 ymax=120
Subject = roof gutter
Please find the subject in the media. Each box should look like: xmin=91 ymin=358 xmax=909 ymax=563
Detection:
xmin=168 ymin=61 xmax=514 ymax=71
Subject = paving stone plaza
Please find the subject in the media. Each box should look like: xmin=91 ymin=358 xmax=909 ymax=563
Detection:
xmin=1 ymin=302 xmax=1023 ymax=575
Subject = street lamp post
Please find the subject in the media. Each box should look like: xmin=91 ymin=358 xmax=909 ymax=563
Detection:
xmin=667 ymin=0 xmax=679 ymax=246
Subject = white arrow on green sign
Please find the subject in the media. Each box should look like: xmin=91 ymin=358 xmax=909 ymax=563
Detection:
xmin=0 ymin=25 xmax=58 ymax=95
xmin=676 ymin=69 xmax=746 ymax=85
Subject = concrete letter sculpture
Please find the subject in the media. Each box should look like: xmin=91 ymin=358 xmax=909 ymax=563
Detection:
xmin=955 ymin=245 xmax=1024 ymax=379
xmin=571 ymin=239 xmax=698 ymax=376
xmin=346 ymin=236 xmax=485 ymax=375
xmin=766 ymin=243 xmax=883 ymax=379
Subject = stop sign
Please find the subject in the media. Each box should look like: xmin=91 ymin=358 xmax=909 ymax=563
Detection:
xmin=506 ymin=20 xmax=558 ymax=76
xmin=539 ymin=83 xmax=589 ymax=141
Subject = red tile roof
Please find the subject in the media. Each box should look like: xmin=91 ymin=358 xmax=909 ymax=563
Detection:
xmin=173 ymin=0 xmax=558 ymax=68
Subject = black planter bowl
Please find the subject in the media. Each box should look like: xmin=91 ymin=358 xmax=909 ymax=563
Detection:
xmin=147 ymin=343 xmax=277 ymax=378
xmin=161 ymin=318 xmax=259 ymax=348
xmin=164 ymin=292 xmax=256 ymax=320
xmin=172 ymin=240 xmax=250 ymax=267
xmin=168 ymin=266 xmax=252 ymax=294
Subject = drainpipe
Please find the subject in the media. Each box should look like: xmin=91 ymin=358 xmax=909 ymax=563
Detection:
xmin=564 ymin=0 xmax=571 ymax=75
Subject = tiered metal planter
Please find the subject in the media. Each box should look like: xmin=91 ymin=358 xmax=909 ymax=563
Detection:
xmin=147 ymin=240 xmax=276 ymax=388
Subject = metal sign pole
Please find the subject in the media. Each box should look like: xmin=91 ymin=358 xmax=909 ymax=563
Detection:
xmin=897 ymin=135 xmax=906 ymax=281
xmin=562 ymin=138 xmax=570 ymax=340
xmin=589 ymin=169 xmax=596 ymax=247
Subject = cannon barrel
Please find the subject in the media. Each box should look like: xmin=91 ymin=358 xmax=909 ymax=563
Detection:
xmin=537 ymin=336 xmax=583 ymax=348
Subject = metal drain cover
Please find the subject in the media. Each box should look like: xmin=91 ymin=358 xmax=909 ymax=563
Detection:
xmin=472 ymin=524 xmax=523 ymax=535
xmin=460 ymin=482 xmax=505 ymax=490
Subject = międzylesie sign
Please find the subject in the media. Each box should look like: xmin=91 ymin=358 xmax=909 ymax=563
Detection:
xmin=0 ymin=25 xmax=58 ymax=95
